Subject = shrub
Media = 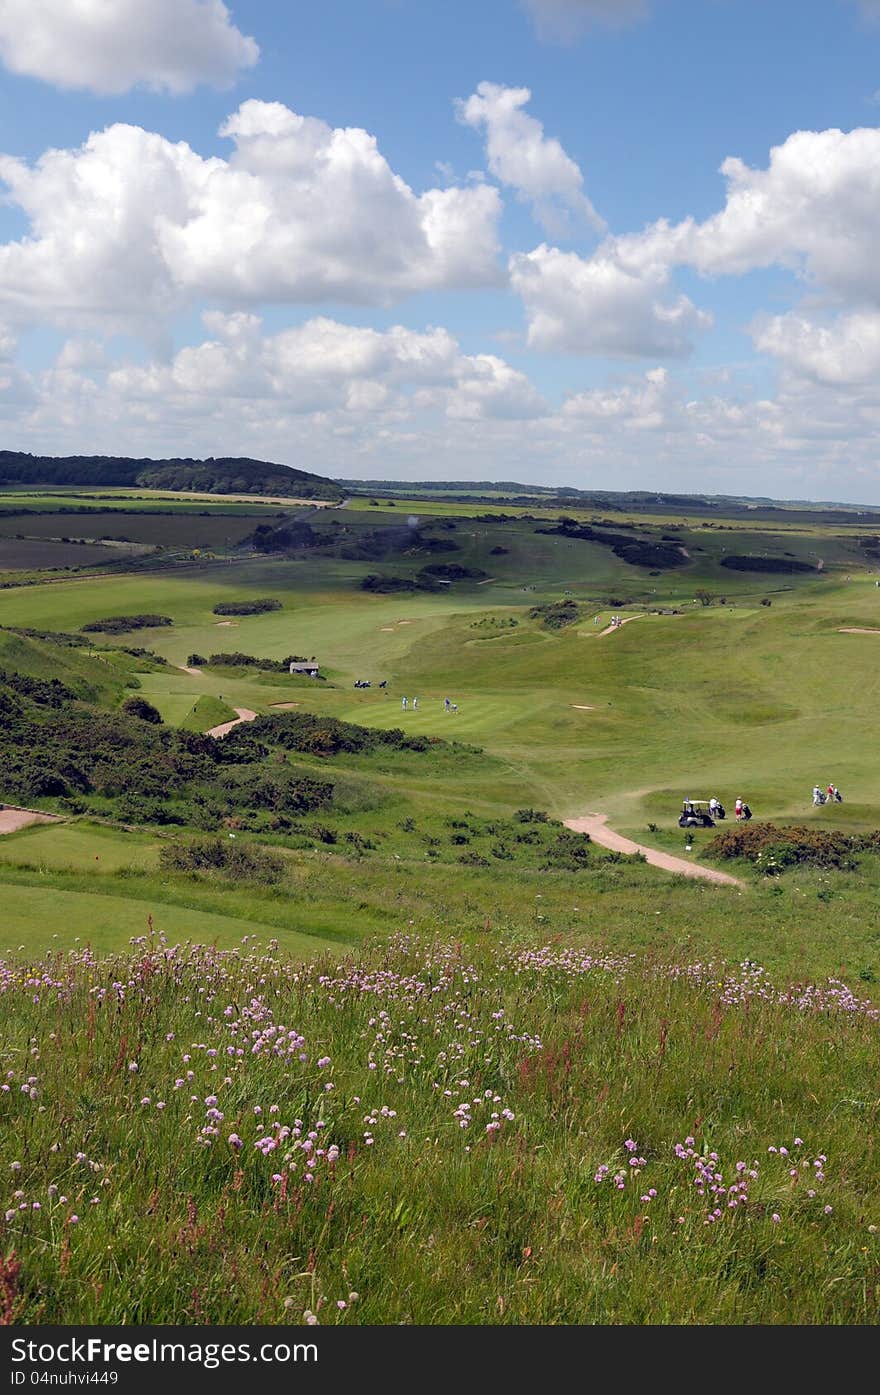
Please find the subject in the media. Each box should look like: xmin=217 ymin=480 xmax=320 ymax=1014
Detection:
xmin=212 ymin=599 xmax=282 ymax=616
xmin=529 ymin=601 xmax=582 ymax=630
xmin=542 ymin=830 xmax=591 ymax=870
xmin=706 ymin=823 xmax=865 ymax=872
xmin=515 ymin=808 xmax=549 ymax=823
xmin=159 ymin=836 xmax=286 ymax=883
xmin=121 ymin=696 xmax=163 ymax=724
xmin=81 ymin=615 xmax=172 ymax=634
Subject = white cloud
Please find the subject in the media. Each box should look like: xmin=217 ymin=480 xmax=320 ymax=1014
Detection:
xmin=0 ymin=101 xmax=502 ymax=334
xmin=680 ymin=128 xmax=880 ymax=303
xmin=512 ymin=124 xmax=880 ymax=362
xmin=521 ymin=0 xmax=649 ymax=42
xmin=753 ymin=310 xmax=880 ymax=386
xmin=6 ymin=329 xmax=880 ymax=502
xmin=102 ymin=313 xmax=547 ymax=423
xmin=456 ymin=82 xmax=604 ymax=236
xmin=510 ymin=242 xmax=711 ymax=357
xmin=0 ymin=0 xmax=258 ymax=95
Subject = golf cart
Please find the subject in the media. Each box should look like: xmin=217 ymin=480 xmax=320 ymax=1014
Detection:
xmin=678 ymin=799 xmax=722 ymax=828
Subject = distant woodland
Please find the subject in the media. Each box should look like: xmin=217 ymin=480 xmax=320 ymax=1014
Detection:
xmin=0 ymin=451 xmax=343 ymax=500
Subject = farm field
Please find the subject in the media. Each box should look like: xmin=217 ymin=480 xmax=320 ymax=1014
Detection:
xmin=3 ymin=486 xmax=880 ymax=1325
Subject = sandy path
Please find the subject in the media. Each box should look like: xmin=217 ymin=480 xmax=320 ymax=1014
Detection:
xmin=0 ymin=808 xmax=62 ymax=835
xmin=563 ymin=812 xmax=743 ymax=887
xmin=838 ymin=627 xmax=880 ymax=635
xmin=596 ymin=615 xmax=643 ymax=638
xmin=206 ymin=707 xmax=258 ymax=739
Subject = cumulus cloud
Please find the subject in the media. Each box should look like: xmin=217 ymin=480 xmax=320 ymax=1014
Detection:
xmin=679 ymin=127 xmax=880 ymax=302
xmin=753 ymin=310 xmax=880 ymax=386
xmin=456 ymin=82 xmax=604 ymax=236
xmin=0 ymin=101 xmax=502 ymax=333
xmin=521 ymin=0 xmax=649 ymax=42
xmin=102 ymin=313 xmax=547 ymax=423
xmin=510 ymin=243 xmax=711 ymax=357
xmin=0 ymin=0 xmax=258 ymax=95
xmin=512 ymin=124 xmax=880 ymax=362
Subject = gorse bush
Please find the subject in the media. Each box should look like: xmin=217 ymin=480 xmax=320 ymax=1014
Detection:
xmin=120 ymin=696 xmax=163 ymax=724
xmin=80 ymin=615 xmax=173 ymax=634
xmin=212 ymin=599 xmax=282 ymax=616
xmin=705 ymin=823 xmax=876 ymax=872
xmin=159 ymin=836 xmax=286 ymax=883
xmin=0 ymin=682 xmax=334 ymax=822
xmin=205 ymin=652 xmax=308 ymax=671
xmin=529 ymin=600 xmax=583 ymax=630
xmin=240 ymin=711 xmax=479 ymax=758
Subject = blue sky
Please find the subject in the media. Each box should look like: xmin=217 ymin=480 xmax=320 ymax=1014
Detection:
xmin=0 ymin=0 xmax=879 ymax=500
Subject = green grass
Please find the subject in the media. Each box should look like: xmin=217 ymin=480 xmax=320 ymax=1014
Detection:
xmin=2 ymin=492 xmax=880 ymax=1325
xmin=1 ymin=933 xmax=878 ymax=1324
xmin=179 ymin=694 xmax=239 ymax=732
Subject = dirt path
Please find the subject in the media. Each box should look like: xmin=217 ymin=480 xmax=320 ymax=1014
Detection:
xmin=595 ymin=615 xmax=643 ymax=638
xmin=563 ymin=812 xmax=743 ymax=887
xmin=206 ymin=707 xmax=258 ymax=739
xmin=0 ymin=808 xmax=63 ymax=835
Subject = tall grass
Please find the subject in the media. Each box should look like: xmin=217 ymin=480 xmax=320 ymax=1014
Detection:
xmin=1 ymin=931 xmax=878 ymax=1325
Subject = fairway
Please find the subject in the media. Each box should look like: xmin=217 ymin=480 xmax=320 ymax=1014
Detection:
xmin=0 ymin=881 xmax=341 ymax=957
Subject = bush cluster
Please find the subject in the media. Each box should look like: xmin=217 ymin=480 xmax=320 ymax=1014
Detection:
xmin=81 ymin=614 xmax=173 ymax=634
xmin=212 ymin=599 xmax=282 ymax=616
xmin=239 ymin=710 xmax=478 ymax=759
xmin=204 ymin=652 xmax=309 ymax=671
xmin=159 ymin=836 xmax=286 ymax=883
xmin=706 ymin=823 xmax=875 ymax=872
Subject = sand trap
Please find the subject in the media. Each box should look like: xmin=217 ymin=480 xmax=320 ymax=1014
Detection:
xmin=838 ymin=627 xmax=880 ymax=634
xmin=596 ymin=615 xmax=643 ymax=638
xmin=270 ymin=702 xmax=300 ymax=710
xmin=397 ymin=619 xmax=413 ymax=625
xmin=214 ymin=621 xmax=239 ymax=627
xmin=571 ymin=704 xmax=597 ymax=710
xmin=380 ymin=627 xmax=395 ymax=632
xmin=0 ymin=807 xmax=62 ymax=835
xmin=206 ymin=707 xmax=258 ymax=739
xmin=177 ymin=664 xmax=203 ymax=677
xmin=563 ymin=812 xmax=742 ymax=888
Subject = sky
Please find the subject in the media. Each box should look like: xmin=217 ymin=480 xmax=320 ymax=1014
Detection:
xmin=0 ymin=1 xmax=879 ymax=502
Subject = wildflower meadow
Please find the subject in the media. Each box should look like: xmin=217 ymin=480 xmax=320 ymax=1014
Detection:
xmin=1 ymin=929 xmax=878 ymax=1325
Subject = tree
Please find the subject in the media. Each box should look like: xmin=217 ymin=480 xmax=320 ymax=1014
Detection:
xmin=694 ymin=589 xmax=712 ymax=607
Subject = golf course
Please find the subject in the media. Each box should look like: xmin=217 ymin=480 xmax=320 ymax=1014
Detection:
xmin=2 ymin=474 xmax=880 ymax=1324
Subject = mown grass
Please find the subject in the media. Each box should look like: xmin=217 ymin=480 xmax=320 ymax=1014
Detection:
xmin=1 ymin=933 xmax=878 ymax=1324
xmin=179 ymin=694 xmax=238 ymax=733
